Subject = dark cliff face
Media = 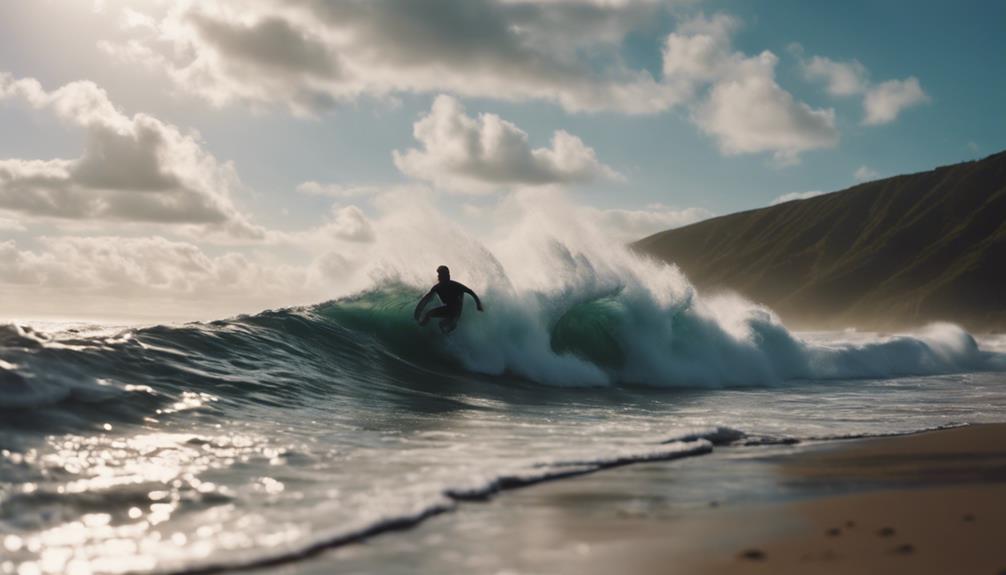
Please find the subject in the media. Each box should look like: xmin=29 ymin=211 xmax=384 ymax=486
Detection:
xmin=632 ymin=151 xmax=1006 ymax=332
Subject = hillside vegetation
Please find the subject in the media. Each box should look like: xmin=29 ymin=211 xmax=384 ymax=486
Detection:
xmin=633 ymin=151 xmax=1006 ymax=332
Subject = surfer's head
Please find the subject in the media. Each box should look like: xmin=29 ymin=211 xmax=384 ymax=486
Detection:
xmin=436 ymin=265 xmax=450 ymax=282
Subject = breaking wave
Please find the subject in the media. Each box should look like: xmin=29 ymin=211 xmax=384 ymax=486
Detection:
xmin=1 ymin=281 xmax=1001 ymax=420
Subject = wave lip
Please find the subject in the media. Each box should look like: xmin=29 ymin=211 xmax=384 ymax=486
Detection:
xmin=320 ymin=284 xmax=1005 ymax=388
xmin=320 ymin=278 xmax=1006 ymax=388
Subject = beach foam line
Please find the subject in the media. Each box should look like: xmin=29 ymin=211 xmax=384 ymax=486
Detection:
xmin=448 ymin=439 xmax=715 ymax=500
xmin=661 ymin=422 xmax=972 ymax=449
xmin=173 ymin=423 xmax=974 ymax=574
xmin=800 ymin=422 xmax=970 ymax=443
xmin=184 ymin=421 xmax=974 ymax=574
xmin=660 ymin=425 xmax=749 ymax=445
xmin=163 ymin=438 xmax=715 ymax=575
xmin=166 ymin=498 xmax=456 ymax=575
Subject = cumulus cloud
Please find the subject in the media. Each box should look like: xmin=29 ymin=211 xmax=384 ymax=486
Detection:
xmin=451 ymin=189 xmax=712 ymax=247
xmin=798 ymin=54 xmax=869 ymax=96
xmin=0 ymin=201 xmax=385 ymax=319
xmin=102 ymin=4 xmax=840 ymax=163
xmin=393 ymin=95 xmax=621 ymax=191
xmin=795 ymin=50 xmax=928 ymax=126
xmin=0 ymin=217 xmax=25 ymax=232
xmin=296 ymin=181 xmax=427 ymax=199
xmin=0 ymin=74 xmax=261 ymax=238
xmin=862 ymin=77 xmax=928 ymax=125
xmin=584 ymin=204 xmax=713 ymax=242
xmin=693 ymin=52 xmax=838 ymax=164
xmin=769 ymin=190 xmax=824 ymax=205
xmin=854 ymin=165 xmax=880 ymax=182
xmin=661 ymin=12 xmax=740 ymax=92
xmin=316 ymin=205 xmax=375 ymax=243
xmin=104 ymin=0 xmax=683 ymax=115
xmin=662 ymin=15 xmax=838 ymax=164
xmin=264 ymin=202 xmax=378 ymax=258
xmin=0 ymin=236 xmax=326 ymax=319
xmin=0 ymin=236 xmax=309 ymax=302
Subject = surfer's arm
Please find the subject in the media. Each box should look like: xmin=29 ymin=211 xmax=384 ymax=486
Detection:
xmin=414 ymin=289 xmax=436 ymax=321
xmin=463 ymin=285 xmax=484 ymax=311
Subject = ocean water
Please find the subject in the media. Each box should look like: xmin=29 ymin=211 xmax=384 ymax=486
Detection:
xmin=2 ymin=239 xmax=1005 ymax=574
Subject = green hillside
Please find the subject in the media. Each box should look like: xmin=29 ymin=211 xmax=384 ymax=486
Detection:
xmin=632 ymin=151 xmax=1006 ymax=332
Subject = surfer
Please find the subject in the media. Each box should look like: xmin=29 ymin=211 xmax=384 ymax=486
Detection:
xmin=414 ymin=265 xmax=483 ymax=334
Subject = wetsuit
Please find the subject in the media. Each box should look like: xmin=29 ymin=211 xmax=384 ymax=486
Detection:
xmin=415 ymin=280 xmax=481 ymax=333
xmin=430 ymin=281 xmax=470 ymax=316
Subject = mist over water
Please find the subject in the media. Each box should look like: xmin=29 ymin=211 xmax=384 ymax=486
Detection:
xmin=324 ymin=190 xmax=1001 ymax=388
xmin=1 ymin=192 xmax=1005 ymax=574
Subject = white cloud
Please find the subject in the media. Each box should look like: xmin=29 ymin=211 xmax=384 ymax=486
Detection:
xmin=307 ymin=250 xmax=357 ymax=286
xmin=799 ymin=55 xmax=869 ymax=96
xmin=769 ymin=190 xmax=824 ymax=205
xmin=0 ymin=236 xmax=301 ymax=298
xmin=862 ymin=77 xmax=928 ymax=125
xmin=296 ymin=181 xmax=426 ymax=199
xmin=393 ymin=95 xmax=621 ymax=191
xmin=105 ymin=0 xmax=683 ymax=115
xmin=448 ymin=189 xmax=711 ymax=247
xmin=0 ymin=74 xmax=261 ymax=238
xmin=661 ymin=15 xmax=838 ymax=164
xmin=661 ymin=13 xmax=740 ymax=95
xmin=795 ymin=52 xmax=928 ymax=126
xmin=319 ymin=205 xmax=375 ymax=243
xmin=0 ymin=203 xmax=385 ymax=319
xmin=693 ymin=52 xmax=838 ymax=165
xmin=0 ymin=236 xmax=332 ymax=320
xmin=585 ymin=204 xmax=713 ymax=242
xmin=265 ymin=202 xmax=378 ymax=253
xmin=120 ymin=7 xmax=157 ymax=30
xmin=0 ymin=217 xmax=25 ymax=232
xmin=854 ymin=165 xmax=880 ymax=182
xmin=103 ymin=4 xmax=840 ymax=163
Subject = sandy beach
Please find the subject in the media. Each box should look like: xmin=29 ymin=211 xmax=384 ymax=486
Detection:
xmin=689 ymin=424 xmax=1006 ymax=575
xmin=532 ymin=424 xmax=1006 ymax=575
xmin=285 ymin=422 xmax=1006 ymax=575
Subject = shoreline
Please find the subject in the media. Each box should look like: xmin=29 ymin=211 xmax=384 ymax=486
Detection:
xmin=689 ymin=423 xmax=1006 ymax=575
xmin=285 ymin=423 xmax=1006 ymax=575
xmin=551 ymin=423 xmax=1006 ymax=575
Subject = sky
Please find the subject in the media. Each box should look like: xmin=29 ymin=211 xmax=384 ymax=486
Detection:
xmin=1 ymin=0 xmax=1004 ymax=322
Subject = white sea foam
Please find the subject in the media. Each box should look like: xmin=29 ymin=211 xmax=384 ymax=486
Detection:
xmin=158 ymin=438 xmax=715 ymax=574
xmin=348 ymin=191 xmax=1004 ymax=387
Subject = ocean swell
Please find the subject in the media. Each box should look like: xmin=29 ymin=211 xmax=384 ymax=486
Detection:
xmin=0 ymin=282 xmax=1002 ymax=427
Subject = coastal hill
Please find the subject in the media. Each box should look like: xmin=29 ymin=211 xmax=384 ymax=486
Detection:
xmin=632 ymin=151 xmax=1006 ymax=332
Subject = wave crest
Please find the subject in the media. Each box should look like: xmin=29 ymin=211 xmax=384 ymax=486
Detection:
xmin=1 ymin=253 xmax=1002 ymax=422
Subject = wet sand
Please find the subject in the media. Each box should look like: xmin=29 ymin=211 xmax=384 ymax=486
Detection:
xmin=285 ymin=424 xmax=1006 ymax=575
xmin=558 ymin=424 xmax=1006 ymax=575
xmin=691 ymin=423 xmax=1006 ymax=575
